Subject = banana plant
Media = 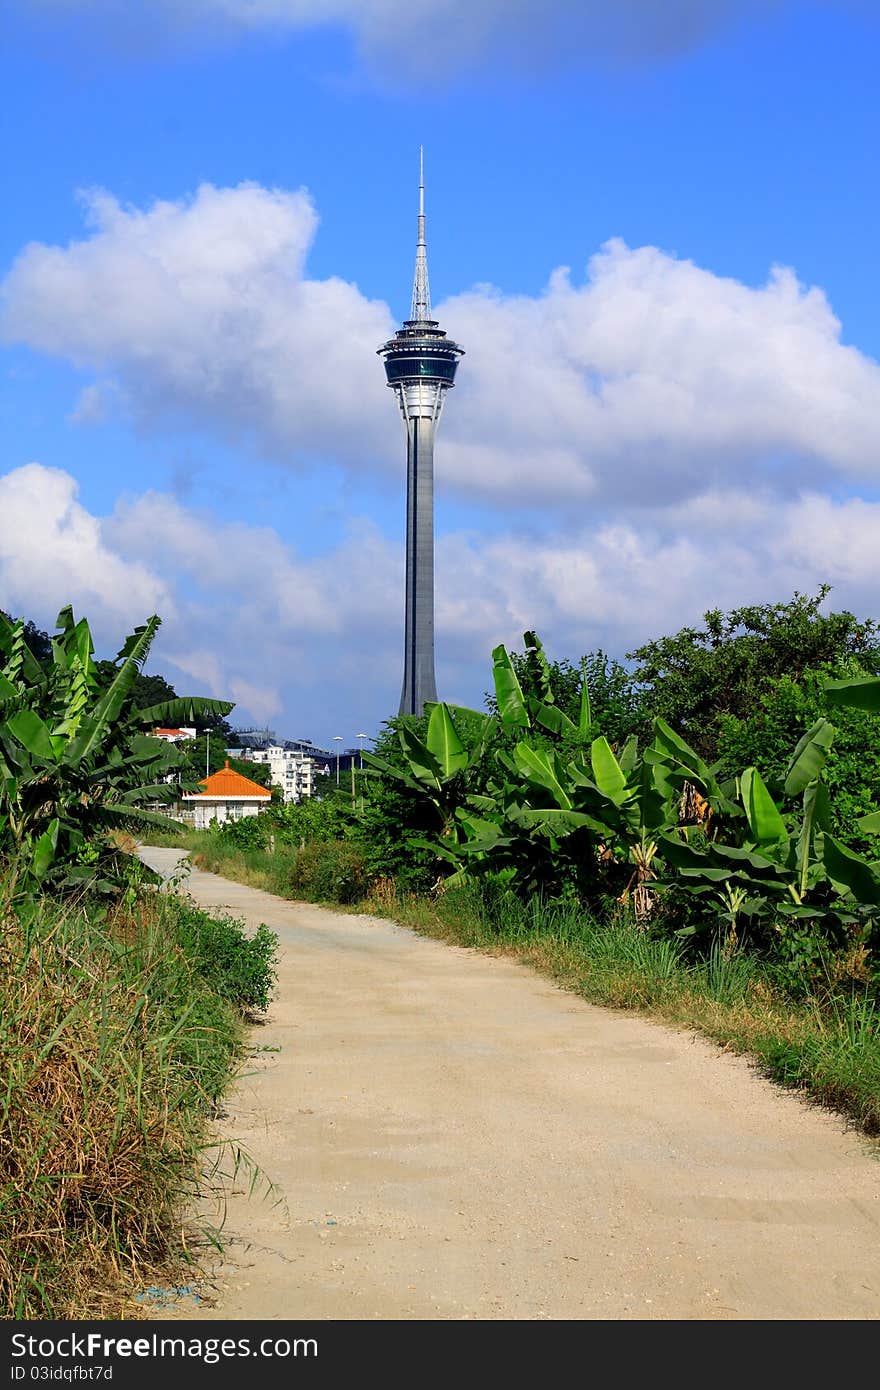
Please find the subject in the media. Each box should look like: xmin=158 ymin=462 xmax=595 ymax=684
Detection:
xmin=825 ymin=674 xmax=880 ymax=712
xmin=0 ymin=607 xmax=233 ymax=895
xmin=491 ymin=632 xmax=593 ymax=741
xmin=361 ymin=699 xmax=490 ymax=846
xmin=658 ymin=716 xmax=880 ymax=931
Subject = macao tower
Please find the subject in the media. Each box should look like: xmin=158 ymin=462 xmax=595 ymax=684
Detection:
xmin=378 ymin=151 xmax=464 ymax=717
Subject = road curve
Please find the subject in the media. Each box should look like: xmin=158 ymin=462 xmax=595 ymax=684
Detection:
xmin=140 ymin=846 xmax=880 ymax=1321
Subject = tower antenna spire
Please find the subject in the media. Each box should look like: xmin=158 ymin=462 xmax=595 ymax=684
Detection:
xmin=411 ymin=145 xmax=431 ymax=321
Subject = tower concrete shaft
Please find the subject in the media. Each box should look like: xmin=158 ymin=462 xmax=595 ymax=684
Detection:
xmin=378 ymin=152 xmax=464 ymax=717
xmin=402 ymin=409 xmax=437 ymax=714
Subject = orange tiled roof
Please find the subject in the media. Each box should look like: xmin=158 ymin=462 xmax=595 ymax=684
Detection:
xmin=189 ymin=761 xmax=271 ymax=799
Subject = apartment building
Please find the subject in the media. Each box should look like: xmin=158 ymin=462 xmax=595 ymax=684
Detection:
xmin=236 ymin=742 xmax=327 ymax=802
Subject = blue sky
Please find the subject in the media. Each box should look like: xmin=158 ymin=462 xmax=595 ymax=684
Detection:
xmin=2 ymin=0 xmax=880 ymax=750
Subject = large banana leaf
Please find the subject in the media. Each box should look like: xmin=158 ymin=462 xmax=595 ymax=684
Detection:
xmin=515 ymin=807 xmax=604 ymax=836
xmin=512 ymin=743 xmax=572 ymax=808
xmin=491 ymin=644 xmax=529 ymax=728
xmin=856 ymin=809 xmax=880 ymax=835
xmin=398 ymin=724 xmax=443 ymax=789
xmin=820 ymin=833 xmax=880 ymax=905
xmin=650 ymin=718 xmax=710 ymax=780
xmin=133 ymin=696 xmax=235 ymax=727
xmin=31 ymin=818 xmax=60 ymax=880
xmin=361 ymin=750 xmax=426 ymax=796
xmin=740 ymin=767 xmax=788 ymax=846
xmin=618 ymin=734 xmax=638 ymax=775
xmin=68 ymin=616 xmax=161 ymax=763
xmin=531 ymin=702 xmax=576 ymax=737
xmin=0 ymin=673 xmax=21 ymax=703
xmin=783 ymin=717 xmax=835 ymax=796
xmin=590 ymin=736 xmax=628 ymax=805
xmin=824 ymin=675 xmax=880 ymax=712
xmin=7 ymin=709 xmax=56 ymax=760
xmin=579 ymin=659 xmax=592 ymax=737
xmin=795 ymin=779 xmax=831 ymax=896
xmin=425 ymin=702 xmax=468 ymax=778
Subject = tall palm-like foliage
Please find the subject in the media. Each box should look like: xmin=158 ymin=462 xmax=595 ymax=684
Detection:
xmin=364 ymin=632 xmax=880 ymax=942
xmin=0 ymin=607 xmax=232 ymax=895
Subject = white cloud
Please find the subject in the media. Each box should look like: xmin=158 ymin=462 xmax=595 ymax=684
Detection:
xmin=4 ymin=185 xmax=880 ymax=512
xmin=0 ymin=463 xmax=170 ymax=637
xmin=439 ymin=246 xmax=880 ymax=504
xmin=4 ymin=462 xmax=880 ymax=741
xmin=17 ymin=1 xmax=782 ymax=79
xmin=435 ymin=487 xmax=880 ymax=682
xmin=1 ymin=183 xmax=395 ymax=468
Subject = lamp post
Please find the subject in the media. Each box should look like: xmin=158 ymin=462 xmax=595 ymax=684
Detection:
xmin=357 ymin=733 xmax=367 ymax=769
xmin=333 ymin=735 xmax=343 ymax=786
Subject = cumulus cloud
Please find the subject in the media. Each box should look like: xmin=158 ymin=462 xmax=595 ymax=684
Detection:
xmin=0 ymin=463 xmax=170 ymax=636
xmin=1 ymin=183 xmax=395 ymax=468
xmin=17 ymin=1 xmax=782 ymax=79
xmin=437 ymin=489 xmax=880 ymax=668
xmin=439 ymin=244 xmax=880 ymax=504
xmin=4 ymin=184 xmax=880 ymax=509
xmin=0 ymin=463 xmax=402 ymax=729
xmin=4 ymin=462 xmax=880 ymax=740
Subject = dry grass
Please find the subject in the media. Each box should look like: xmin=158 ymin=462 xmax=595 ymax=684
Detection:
xmin=0 ymin=890 xmax=246 ymax=1318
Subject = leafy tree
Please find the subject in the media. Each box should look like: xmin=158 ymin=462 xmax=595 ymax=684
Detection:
xmin=626 ymin=587 xmax=880 ymax=758
xmin=716 ymin=664 xmax=880 ymax=851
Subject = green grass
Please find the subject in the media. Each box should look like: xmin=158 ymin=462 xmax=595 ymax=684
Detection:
xmin=0 ymin=885 xmax=278 ymax=1319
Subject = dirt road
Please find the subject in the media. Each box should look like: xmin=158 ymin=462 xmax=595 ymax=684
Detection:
xmin=140 ymin=846 xmax=880 ymax=1320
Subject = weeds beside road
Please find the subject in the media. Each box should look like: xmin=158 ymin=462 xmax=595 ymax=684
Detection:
xmin=0 ymin=886 xmax=277 ymax=1319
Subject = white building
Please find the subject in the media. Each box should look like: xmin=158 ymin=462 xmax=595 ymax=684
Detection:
xmin=238 ymin=743 xmax=324 ymax=802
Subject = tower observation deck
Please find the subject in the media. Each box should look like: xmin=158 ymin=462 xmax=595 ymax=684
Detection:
xmin=378 ymin=150 xmax=464 ymax=717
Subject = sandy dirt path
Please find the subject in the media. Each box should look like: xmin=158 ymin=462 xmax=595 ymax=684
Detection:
xmin=140 ymin=846 xmax=880 ymax=1321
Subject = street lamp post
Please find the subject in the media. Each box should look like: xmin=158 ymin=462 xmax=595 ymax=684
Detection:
xmin=333 ymin=735 xmax=343 ymax=786
xmin=357 ymin=733 xmax=368 ymax=769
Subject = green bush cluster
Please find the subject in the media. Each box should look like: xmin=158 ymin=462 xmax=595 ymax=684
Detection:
xmin=168 ymin=899 xmax=278 ymax=1015
xmin=286 ymin=839 xmax=370 ymax=904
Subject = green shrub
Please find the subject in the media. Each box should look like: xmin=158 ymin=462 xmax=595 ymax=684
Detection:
xmin=210 ymin=815 xmax=271 ymax=852
xmin=287 ymin=839 xmax=370 ymax=904
xmin=272 ymin=795 xmax=356 ymax=846
xmin=169 ymin=900 xmax=278 ymax=1014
